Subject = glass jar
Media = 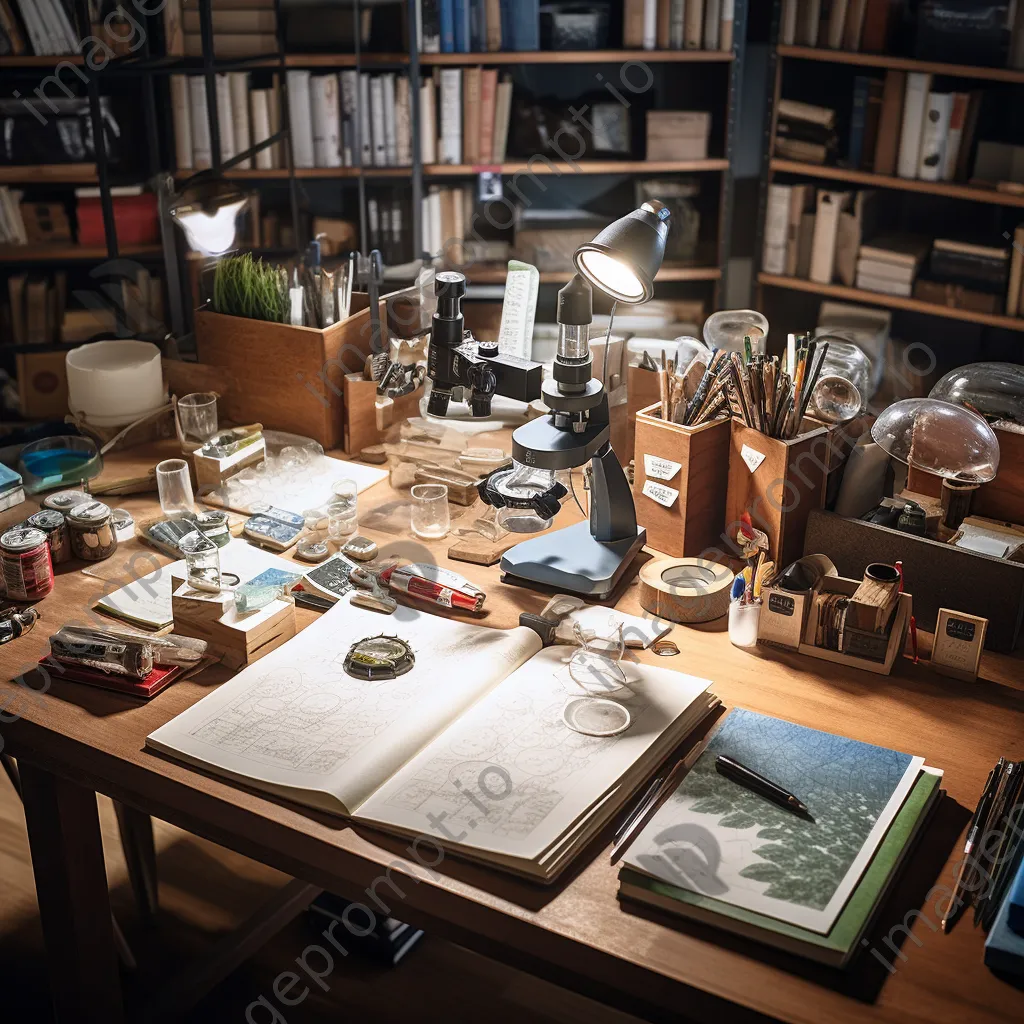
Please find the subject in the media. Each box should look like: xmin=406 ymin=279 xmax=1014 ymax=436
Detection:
xmin=180 ymin=530 xmax=224 ymax=592
xmin=929 ymin=362 xmax=1024 ymax=424
xmin=808 ymin=338 xmax=874 ymax=423
xmin=196 ymin=509 xmax=231 ymax=548
xmin=67 ymin=500 xmax=118 ymax=561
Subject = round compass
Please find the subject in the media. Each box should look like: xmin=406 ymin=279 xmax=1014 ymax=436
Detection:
xmin=343 ymin=634 xmax=415 ymax=681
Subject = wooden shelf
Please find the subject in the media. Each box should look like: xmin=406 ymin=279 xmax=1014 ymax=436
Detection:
xmin=177 ymin=167 xmax=412 ymax=180
xmin=420 ymin=49 xmax=734 ymax=65
xmin=770 ymin=158 xmax=1024 ymax=208
xmin=0 ymin=55 xmax=85 ymax=68
xmin=280 ymin=53 xmax=408 ymax=67
xmin=424 ymin=159 xmax=729 ymax=176
xmin=0 ymin=244 xmax=161 ymax=262
xmin=469 ymin=264 xmax=722 ymax=285
xmin=0 ymin=164 xmax=97 ymax=183
xmin=777 ymin=44 xmax=1024 ymax=84
xmin=759 ymin=273 xmax=1024 ymax=332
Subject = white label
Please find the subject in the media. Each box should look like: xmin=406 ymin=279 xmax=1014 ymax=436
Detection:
xmin=643 ymin=453 xmax=682 ymax=482
xmin=642 ymin=480 xmax=679 ymax=508
xmin=741 ymin=444 xmax=766 ymax=474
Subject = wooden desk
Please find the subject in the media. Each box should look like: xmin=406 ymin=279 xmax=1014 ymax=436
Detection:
xmin=2 ymin=442 xmax=1023 ymax=1024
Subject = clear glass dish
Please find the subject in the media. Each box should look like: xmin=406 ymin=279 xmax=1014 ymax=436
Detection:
xmin=929 ymin=362 xmax=1024 ymax=424
xmin=870 ymin=398 xmax=1000 ymax=483
xmin=18 ymin=435 xmax=103 ymax=495
xmin=703 ymin=309 xmax=769 ymax=355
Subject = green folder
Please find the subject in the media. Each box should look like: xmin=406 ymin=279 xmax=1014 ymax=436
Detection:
xmin=618 ymin=770 xmax=941 ymax=968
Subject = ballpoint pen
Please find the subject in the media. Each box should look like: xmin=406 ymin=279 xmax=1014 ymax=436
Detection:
xmin=942 ymin=760 xmax=1004 ymax=933
xmin=715 ymin=754 xmax=812 ymax=818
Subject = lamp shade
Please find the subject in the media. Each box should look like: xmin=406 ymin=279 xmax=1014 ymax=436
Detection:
xmin=169 ymin=177 xmax=248 ymax=257
xmin=573 ymin=201 xmax=670 ymax=303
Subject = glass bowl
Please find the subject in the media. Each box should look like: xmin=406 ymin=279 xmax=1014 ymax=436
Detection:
xmin=703 ymin=309 xmax=769 ymax=355
xmin=18 ymin=434 xmax=103 ymax=494
xmin=869 ymin=398 xmax=1000 ymax=484
xmin=808 ymin=339 xmax=874 ymax=422
xmin=929 ymin=362 xmax=1024 ymax=424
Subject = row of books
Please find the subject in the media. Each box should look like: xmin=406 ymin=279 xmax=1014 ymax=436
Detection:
xmin=419 ymin=0 xmax=536 ymax=52
xmin=764 ymin=183 xmax=1017 ymax=315
xmin=775 ymin=71 xmax=980 ymax=185
xmin=780 ymin=0 xmax=895 ymax=54
xmin=0 ymin=0 xmax=79 ymax=56
xmin=782 ymin=0 xmax=1024 ymax=70
xmin=162 ymin=0 xmax=280 ymax=59
xmin=0 ymin=187 xmax=26 ymax=245
xmin=425 ymin=67 xmax=513 ymax=166
xmin=623 ymin=0 xmax=735 ymax=51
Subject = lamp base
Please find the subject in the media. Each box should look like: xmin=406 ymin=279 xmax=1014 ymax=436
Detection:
xmin=499 ymin=521 xmax=647 ymax=600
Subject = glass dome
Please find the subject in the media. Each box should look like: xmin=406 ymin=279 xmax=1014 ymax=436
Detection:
xmin=703 ymin=309 xmax=769 ymax=355
xmin=928 ymin=362 xmax=1024 ymax=424
xmin=672 ymin=336 xmax=713 ymax=370
xmin=808 ymin=339 xmax=874 ymax=423
xmin=869 ymin=398 xmax=1000 ymax=484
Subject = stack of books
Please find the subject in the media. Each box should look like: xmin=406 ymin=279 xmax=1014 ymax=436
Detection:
xmin=774 ymin=99 xmax=837 ymax=166
xmin=618 ymin=709 xmax=943 ymax=969
xmin=856 ymin=235 xmax=929 ymax=297
xmin=0 ymin=464 xmax=24 ymax=514
xmin=622 ymin=0 xmax=736 ymax=51
xmin=916 ymin=238 xmax=1011 ymax=314
xmin=179 ymin=0 xmax=279 ymax=59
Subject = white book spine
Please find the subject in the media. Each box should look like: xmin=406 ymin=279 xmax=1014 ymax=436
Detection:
xmin=395 ymin=76 xmax=412 ymax=166
xmin=358 ymin=73 xmax=373 ymax=166
xmin=17 ymin=0 xmax=50 ymax=56
xmin=188 ymin=76 xmax=212 ymax=170
xmin=763 ymin=184 xmax=791 ymax=275
xmin=250 ymin=90 xmax=273 ymax=170
xmin=704 ymin=0 xmax=721 ymax=50
xmin=420 ymin=79 xmax=437 ymax=165
xmin=215 ymin=74 xmax=235 ymax=164
xmin=45 ymin=0 xmax=77 ymax=52
xmin=311 ymin=74 xmax=342 ymax=168
xmin=897 ymin=72 xmax=931 ymax=180
xmin=781 ymin=0 xmax=797 ymax=45
xmin=429 ymin=188 xmax=442 ymax=257
xmin=382 ymin=73 xmax=398 ymax=166
xmin=493 ymin=79 xmax=512 ymax=163
xmin=369 ymin=75 xmax=387 ymax=167
xmin=439 ymin=68 xmax=462 ymax=165
xmin=340 ymin=70 xmax=358 ymax=166
xmin=642 ymin=0 xmax=657 ymax=50
xmin=669 ymin=0 xmax=685 ymax=49
xmin=286 ymin=70 xmax=315 ymax=169
xmin=420 ymin=194 xmax=431 ymax=258
xmin=916 ymin=92 xmax=952 ymax=182
xmin=171 ymin=74 xmax=193 ymax=170
xmin=229 ymin=73 xmax=252 ymax=170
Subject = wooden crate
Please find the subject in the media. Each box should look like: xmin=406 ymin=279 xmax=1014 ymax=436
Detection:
xmin=626 ymin=366 xmax=663 ymax=470
xmin=633 ymin=402 xmax=731 ymax=558
xmin=194 ymin=293 xmax=388 ymax=451
xmin=726 ymin=420 xmax=831 ymax=568
xmin=907 ymin=425 xmax=1024 ymax=525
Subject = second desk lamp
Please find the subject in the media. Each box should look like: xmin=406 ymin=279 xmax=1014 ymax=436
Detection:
xmin=472 ymin=201 xmax=672 ymax=598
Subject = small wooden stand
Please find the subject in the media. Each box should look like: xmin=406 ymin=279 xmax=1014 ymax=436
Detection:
xmin=632 ymin=402 xmax=731 ymax=558
xmin=171 ymin=582 xmax=296 ymax=670
xmin=725 ymin=420 xmax=830 ymax=568
xmin=193 ymin=437 xmax=266 ymax=489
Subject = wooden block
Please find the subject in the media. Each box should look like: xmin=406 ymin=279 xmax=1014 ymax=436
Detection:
xmin=726 ymin=421 xmax=830 ymax=568
xmin=17 ymin=350 xmax=69 ymax=420
xmin=633 ymin=403 xmax=731 ymax=559
xmin=343 ymin=375 xmax=424 ymax=456
xmin=931 ymin=608 xmax=988 ymax=682
xmin=646 ymin=111 xmax=711 ymax=161
xmin=447 ymin=530 xmax=521 ymax=566
xmin=846 ymin=576 xmax=901 ymax=633
xmin=193 ymin=437 xmax=266 ymax=489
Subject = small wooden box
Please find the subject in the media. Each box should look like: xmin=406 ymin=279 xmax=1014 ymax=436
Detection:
xmin=726 ymin=421 xmax=830 ymax=568
xmin=799 ymin=576 xmax=912 ymax=677
xmin=171 ymin=583 xmax=296 ymax=670
xmin=646 ymin=111 xmax=711 ymax=161
xmin=193 ymin=436 xmax=266 ymax=489
xmin=633 ymin=402 xmax=731 ymax=558
xmin=931 ymin=608 xmax=988 ymax=682
xmin=757 ymin=586 xmax=814 ymax=650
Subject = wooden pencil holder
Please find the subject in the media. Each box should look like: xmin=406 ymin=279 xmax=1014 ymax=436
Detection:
xmin=725 ymin=420 xmax=831 ymax=569
xmin=633 ymin=402 xmax=731 ymax=558
xmin=626 ymin=365 xmax=665 ymax=468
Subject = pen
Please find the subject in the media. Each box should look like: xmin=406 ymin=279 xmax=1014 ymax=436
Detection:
xmin=980 ymin=765 xmax=1024 ymax=930
xmin=975 ymin=760 xmax=1019 ymax=926
xmin=715 ymin=755 xmax=811 ymax=818
xmin=942 ymin=759 xmax=1004 ymax=933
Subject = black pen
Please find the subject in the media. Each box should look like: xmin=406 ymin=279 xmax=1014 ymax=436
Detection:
xmin=942 ymin=759 xmax=1005 ymax=933
xmin=715 ymin=755 xmax=811 ymax=818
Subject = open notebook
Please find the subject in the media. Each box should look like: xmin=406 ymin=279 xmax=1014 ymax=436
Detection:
xmin=147 ymin=603 xmax=717 ymax=881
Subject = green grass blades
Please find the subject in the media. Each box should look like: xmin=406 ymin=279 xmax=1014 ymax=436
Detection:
xmin=212 ymin=254 xmax=289 ymax=323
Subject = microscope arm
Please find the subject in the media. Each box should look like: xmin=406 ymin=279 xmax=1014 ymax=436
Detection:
xmin=589 ymin=443 xmax=638 ymax=543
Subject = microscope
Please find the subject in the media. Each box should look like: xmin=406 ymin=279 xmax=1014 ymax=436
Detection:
xmin=426 ymin=202 xmax=671 ymax=599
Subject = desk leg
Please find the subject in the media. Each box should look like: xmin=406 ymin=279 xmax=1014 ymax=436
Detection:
xmin=20 ymin=763 xmax=125 ymax=1024
xmin=114 ymin=801 xmax=159 ymax=921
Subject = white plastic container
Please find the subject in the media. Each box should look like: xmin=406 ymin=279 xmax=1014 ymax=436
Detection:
xmin=66 ymin=340 xmax=166 ymax=427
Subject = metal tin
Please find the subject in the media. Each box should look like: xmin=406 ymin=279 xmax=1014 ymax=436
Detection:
xmin=27 ymin=509 xmax=71 ymax=565
xmin=110 ymin=508 xmax=136 ymax=543
xmin=42 ymin=489 xmax=90 ymax=514
xmin=0 ymin=526 xmax=54 ymax=601
xmin=196 ymin=509 xmax=231 ymax=548
xmin=67 ymin=501 xmax=118 ymax=561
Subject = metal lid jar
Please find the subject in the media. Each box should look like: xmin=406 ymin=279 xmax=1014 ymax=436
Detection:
xmin=67 ymin=500 xmax=118 ymax=561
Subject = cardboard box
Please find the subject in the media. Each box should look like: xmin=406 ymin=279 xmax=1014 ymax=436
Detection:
xmin=646 ymin=111 xmax=711 ymax=161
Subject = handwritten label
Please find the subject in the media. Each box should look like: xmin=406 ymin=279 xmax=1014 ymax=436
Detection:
xmin=642 ymin=480 xmax=679 ymax=509
xmin=945 ymin=618 xmax=976 ymax=642
xmin=741 ymin=444 xmax=766 ymax=474
xmin=768 ymin=593 xmax=795 ymax=617
xmin=644 ymin=453 xmax=682 ymax=482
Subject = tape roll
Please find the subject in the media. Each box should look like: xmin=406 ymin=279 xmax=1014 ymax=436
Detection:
xmin=639 ymin=558 xmax=734 ymax=624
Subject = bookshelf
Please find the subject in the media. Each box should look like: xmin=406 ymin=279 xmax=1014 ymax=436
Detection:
xmin=757 ymin=2 xmax=1024 ymax=341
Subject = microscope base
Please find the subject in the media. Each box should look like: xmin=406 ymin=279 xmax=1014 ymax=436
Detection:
xmin=499 ymin=521 xmax=647 ymax=600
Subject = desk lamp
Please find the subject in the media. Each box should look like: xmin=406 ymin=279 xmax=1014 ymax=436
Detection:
xmin=165 ymin=176 xmax=249 ymax=257
xmin=479 ymin=201 xmax=672 ymax=597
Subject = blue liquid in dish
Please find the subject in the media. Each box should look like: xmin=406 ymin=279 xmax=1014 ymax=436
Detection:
xmin=22 ymin=448 xmax=95 ymax=482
